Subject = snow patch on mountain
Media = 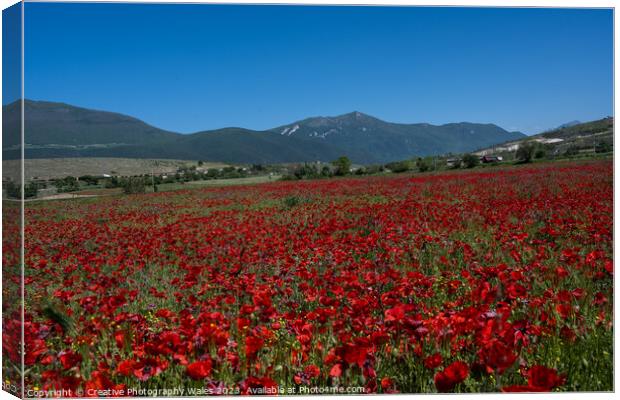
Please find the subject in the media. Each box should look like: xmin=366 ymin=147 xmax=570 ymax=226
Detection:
xmin=280 ymin=124 xmax=300 ymax=136
xmin=289 ymin=125 xmax=300 ymax=135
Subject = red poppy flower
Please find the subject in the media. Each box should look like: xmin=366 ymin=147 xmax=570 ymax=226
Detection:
xmin=186 ymin=359 xmax=213 ymax=380
xmin=384 ymin=304 xmax=406 ymax=322
xmin=424 ymin=353 xmax=443 ymax=370
xmin=434 ymin=361 xmax=469 ymax=392
xmin=116 ymin=359 xmax=134 ymax=377
xmin=304 ymin=364 xmax=320 ymax=378
xmin=381 ymin=377 xmax=394 ymax=390
xmin=330 ymin=363 xmax=343 ymax=378
xmin=527 ymin=365 xmax=565 ymax=391
xmin=58 ymin=350 xmax=82 ymax=370
xmin=477 ymin=340 xmax=517 ymax=374
xmin=132 ymin=357 xmax=168 ymax=381
xmin=245 ymin=335 xmax=264 ymax=360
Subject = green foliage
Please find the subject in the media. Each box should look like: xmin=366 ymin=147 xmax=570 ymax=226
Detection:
xmin=416 ymin=157 xmax=437 ymax=173
xmin=331 ymin=156 xmax=352 ymax=176
xmin=595 ymin=141 xmax=612 ymax=154
xmin=365 ymin=165 xmax=385 ymax=175
xmin=103 ymin=176 xmax=120 ymax=188
xmin=54 ymin=176 xmax=79 ymax=193
xmin=121 ymin=177 xmax=147 ymax=194
xmin=462 ymin=153 xmax=480 ymax=168
xmin=516 ymin=142 xmax=536 ymax=163
xmin=24 ymin=182 xmax=39 ymax=198
xmin=564 ymin=145 xmax=580 ymax=157
xmin=4 ymin=181 xmax=21 ymax=199
xmin=78 ymin=175 xmax=100 ymax=185
xmin=291 ymin=164 xmax=323 ymax=180
xmin=283 ymin=196 xmax=301 ymax=208
xmin=534 ymin=147 xmax=547 ymax=159
xmin=42 ymin=303 xmax=72 ymax=333
xmin=4 ymin=180 xmax=39 ymax=199
xmin=386 ymin=160 xmax=413 ymax=173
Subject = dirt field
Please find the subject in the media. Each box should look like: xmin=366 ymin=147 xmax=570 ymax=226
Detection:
xmin=5 ymin=158 xmax=230 ymax=180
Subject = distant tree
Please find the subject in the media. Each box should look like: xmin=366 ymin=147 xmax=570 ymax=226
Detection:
xmin=450 ymin=159 xmax=462 ymax=169
xmin=121 ymin=177 xmax=146 ymax=194
xmin=198 ymin=160 xmax=204 ymax=166
xmin=564 ymin=145 xmax=580 ymax=157
xmin=516 ymin=142 xmax=536 ymax=163
xmin=385 ymin=160 xmax=412 ymax=173
xmin=534 ymin=147 xmax=547 ymax=159
xmin=206 ymin=169 xmax=220 ymax=179
xmin=332 ymin=156 xmax=352 ymax=176
xmin=365 ymin=165 xmax=385 ymax=174
xmin=4 ymin=181 xmax=20 ymax=199
xmin=416 ymin=157 xmax=430 ymax=172
xmin=104 ymin=176 xmax=120 ymax=188
xmin=54 ymin=176 xmax=79 ymax=193
xmin=79 ymin=175 xmax=100 ymax=186
xmin=24 ymin=182 xmax=39 ymax=199
xmin=292 ymin=164 xmax=322 ymax=180
xmin=595 ymin=141 xmax=612 ymax=153
xmin=4 ymin=181 xmax=39 ymax=199
xmin=462 ymin=153 xmax=480 ymax=168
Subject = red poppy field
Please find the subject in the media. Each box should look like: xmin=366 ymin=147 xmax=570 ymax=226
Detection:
xmin=3 ymin=159 xmax=613 ymax=395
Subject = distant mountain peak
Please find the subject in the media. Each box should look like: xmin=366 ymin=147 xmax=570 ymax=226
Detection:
xmin=343 ymin=111 xmax=370 ymax=118
xmin=557 ymin=120 xmax=582 ymax=129
xmin=4 ymin=99 xmax=528 ymax=164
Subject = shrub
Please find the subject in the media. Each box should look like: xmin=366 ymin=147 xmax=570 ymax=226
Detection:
xmin=4 ymin=181 xmax=39 ymax=199
xmin=54 ymin=176 xmax=79 ymax=193
xmin=595 ymin=141 xmax=612 ymax=154
xmin=293 ymin=164 xmax=320 ymax=180
xmin=4 ymin=180 xmax=20 ymax=199
xmin=386 ymin=160 xmax=413 ymax=173
xmin=283 ymin=196 xmax=301 ymax=208
xmin=24 ymin=182 xmax=39 ymax=198
xmin=332 ymin=156 xmax=352 ymax=176
xmin=79 ymin=175 xmax=100 ymax=185
xmin=416 ymin=157 xmax=436 ymax=172
xmin=462 ymin=154 xmax=480 ymax=168
xmin=121 ymin=177 xmax=146 ymax=194
xmin=564 ymin=145 xmax=580 ymax=157
xmin=516 ymin=142 xmax=536 ymax=163
xmin=365 ymin=165 xmax=385 ymax=174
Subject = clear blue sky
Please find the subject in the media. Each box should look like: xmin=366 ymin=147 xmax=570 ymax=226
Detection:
xmin=16 ymin=3 xmax=614 ymax=135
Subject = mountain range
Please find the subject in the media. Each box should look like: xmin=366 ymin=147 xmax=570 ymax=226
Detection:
xmin=3 ymin=100 xmax=526 ymax=164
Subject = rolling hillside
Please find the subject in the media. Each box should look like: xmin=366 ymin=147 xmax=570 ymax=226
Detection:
xmin=272 ymin=111 xmax=525 ymax=163
xmin=4 ymin=100 xmax=526 ymax=164
xmin=475 ymin=117 xmax=613 ymax=157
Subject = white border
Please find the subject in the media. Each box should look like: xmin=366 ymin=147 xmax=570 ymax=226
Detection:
xmin=0 ymin=1 xmax=616 ymax=400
